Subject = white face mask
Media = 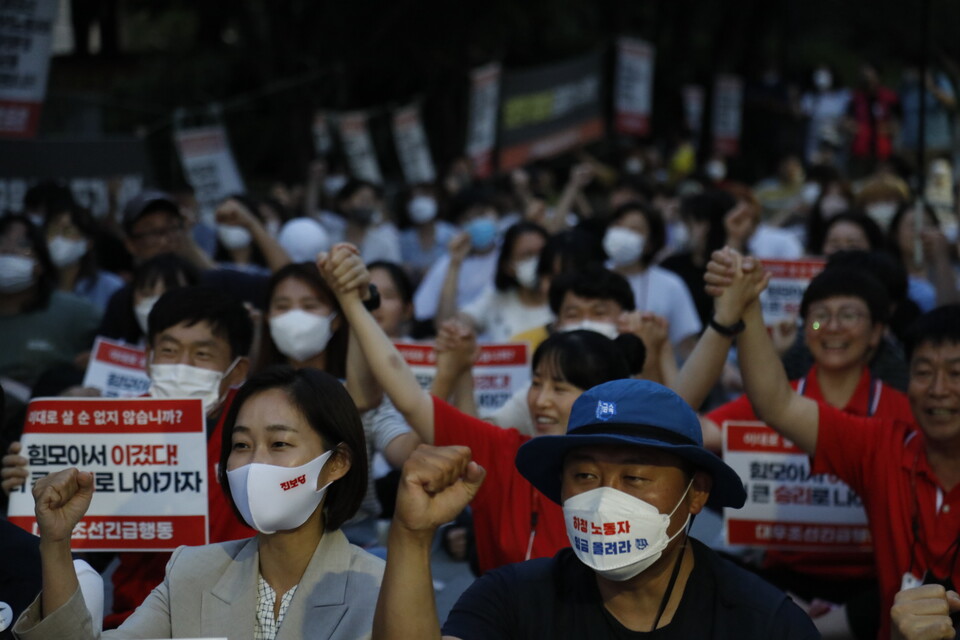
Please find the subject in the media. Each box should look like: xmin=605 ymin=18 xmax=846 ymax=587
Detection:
xmin=559 ymin=320 xmax=619 ymax=341
xmin=865 ymin=201 xmax=898 ymax=229
xmin=269 ymin=309 xmax=336 ymax=363
xmin=217 ymin=224 xmax=253 ymax=250
xmin=603 ymin=227 xmax=645 ymax=267
xmin=514 ymin=256 xmax=539 ymax=290
xmin=564 ymin=480 xmax=693 ymax=582
xmin=813 ymin=69 xmax=832 ymax=91
xmin=819 ymin=194 xmax=849 ymax=219
xmin=624 ymin=157 xmax=644 ymax=175
xmin=408 ymin=195 xmax=438 ymax=225
xmin=0 ymin=254 xmax=37 ymax=293
xmin=148 ymin=358 xmax=238 ymax=415
xmin=705 ymin=159 xmax=726 ymax=182
xmin=134 ymin=294 xmax=161 ymax=335
xmin=801 ymin=182 xmax=822 ymax=206
xmin=227 ymin=450 xmax=334 ymax=534
xmin=47 ymin=236 xmax=88 ymax=268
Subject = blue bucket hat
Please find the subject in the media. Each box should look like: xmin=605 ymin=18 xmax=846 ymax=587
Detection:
xmin=515 ymin=379 xmax=746 ymax=509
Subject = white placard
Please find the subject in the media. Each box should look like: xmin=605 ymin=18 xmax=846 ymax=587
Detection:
xmin=712 ymin=75 xmax=744 ymax=156
xmin=338 ymin=111 xmax=382 ymax=184
xmin=465 ymin=63 xmax=501 ymax=179
xmin=392 ymin=103 xmax=436 ymax=184
xmin=173 ymin=124 xmax=246 ymax=222
xmin=614 ymin=37 xmax=655 ymax=136
xmin=757 ymin=258 xmax=826 ymax=326
xmin=82 ymin=337 xmax=151 ymax=398
xmin=0 ymin=0 xmax=58 ymax=138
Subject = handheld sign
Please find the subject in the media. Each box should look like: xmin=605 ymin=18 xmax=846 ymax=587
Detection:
xmin=758 ymin=258 xmax=826 ymax=327
xmin=722 ymin=420 xmax=871 ymax=551
xmin=8 ymin=397 xmax=209 ymax=551
xmin=82 ymin=337 xmax=151 ymax=398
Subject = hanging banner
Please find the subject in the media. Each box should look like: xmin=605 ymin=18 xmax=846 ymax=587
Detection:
xmin=311 ymin=111 xmax=335 ymax=157
xmin=7 ymin=397 xmax=209 ymax=551
xmin=0 ymin=0 xmax=58 ymax=138
xmin=465 ymin=63 xmax=501 ymax=179
xmin=712 ymin=75 xmax=744 ymax=156
xmin=682 ymin=85 xmax=705 ymax=142
xmin=394 ymin=342 xmax=529 ymax=417
xmin=337 ymin=111 xmax=383 ymax=185
xmin=498 ymin=51 xmax=604 ymax=172
xmin=614 ymin=38 xmax=655 ymax=137
xmin=173 ymin=124 xmax=246 ymax=222
xmin=723 ymin=420 xmax=871 ymax=551
xmin=82 ymin=337 xmax=150 ymax=398
xmin=392 ymin=103 xmax=436 ymax=185
xmin=758 ymin=258 xmax=826 ymax=326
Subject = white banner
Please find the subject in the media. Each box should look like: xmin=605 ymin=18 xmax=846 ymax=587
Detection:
xmin=712 ymin=75 xmax=744 ymax=156
xmin=682 ymin=84 xmax=705 ymax=141
xmin=338 ymin=111 xmax=382 ymax=184
xmin=465 ymin=63 xmax=501 ymax=179
xmin=758 ymin=258 xmax=826 ymax=326
xmin=173 ymin=124 xmax=246 ymax=223
xmin=392 ymin=103 xmax=436 ymax=185
xmin=722 ymin=420 xmax=870 ymax=551
xmin=614 ymin=38 xmax=655 ymax=136
xmin=8 ymin=397 xmax=209 ymax=551
xmin=312 ymin=111 xmax=334 ymax=157
xmin=82 ymin=337 xmax=151 ymax=398
xmin=395 ymin=342 xmax=529 ymax=417
xmin=0 ymin=0 xmax=57 ymax=138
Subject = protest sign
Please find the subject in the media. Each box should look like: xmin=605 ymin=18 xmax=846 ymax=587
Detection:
xmin=498 ymin=51 xmax=604 ymax=171
xmin=0 ymin=0 xmax=57 ymax=138
xmin=311 ymin=111 xmax=335 ymax=157
xmin=712 ymin=75 xmax=744 ymax=156
xmin=82 ymin=337 xmax=150 ymax=398
xmin=682 ymin=84 xmax=705 ymax=144
xmin=7 ymin=397 xmax=209 ymax=551
xmin=465 ymin=62 xmax=501 ymax=179
xmin=614 ymin=38 xmax=655 ymax=137
xmin=338 ymin=111 xmax=383 ymax=185
xmin=723 ymin=420 xmax=871 ymax=551
xmin=394 ymin=342 xmax=529 ymax=417
xmin=173 ymin=124 xmax=245 ymax=223
xmin=392 ymin=103 xmax=436 ymax=185
xmin=758 ymin=258 xmax=826 ymax=326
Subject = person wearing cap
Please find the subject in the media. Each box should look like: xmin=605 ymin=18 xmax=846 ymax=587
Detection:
xmin=120 ymin=190 xmax=216 ymax=270
xmin=372 ymin=379 xmax=818 ymax=639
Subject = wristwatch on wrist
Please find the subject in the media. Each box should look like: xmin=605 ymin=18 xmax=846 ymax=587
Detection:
xmin=362 ymin=284 xmax=381 ymax=311
xmin=709 ymin=316 xmax=745 ymax=337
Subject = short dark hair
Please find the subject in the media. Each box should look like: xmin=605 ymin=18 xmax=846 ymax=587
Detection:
xmin=368 ymin=260 xmax=414 ymax=305
xmin=133 ymin=252 xmax=200 ymax=295
xmin=608 ymin=200 xmax=665 ymax=267
xmin=886 ymin=203 xmax=939 ymax=264
xmin=536 ymin=228 xmax=605 ymax=278
xmin=818 ymin=213 xmax=884 ymax=254
xmin=148 ymin=286 xmax=253 ymax=359
xmin=679 ymin=189 xmax=736 ymax=257
xmin=218 ymin=366 xmax=368 ymax=531
xmin=495 ymin=221 xmax=548 ymax=292
xmin=800 ymin=266 xmax=890 ymax=325
xmin=903 ymin=304 xmax=960 ymax=362
xmin=548 ymin=266 xmax=635 ymax=315
xmin=532 ymin=330 xmax=640 ymax=390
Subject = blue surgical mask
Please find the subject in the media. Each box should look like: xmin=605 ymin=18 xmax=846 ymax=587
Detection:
xmin=466 ymin=217 xmax=497 ymax=251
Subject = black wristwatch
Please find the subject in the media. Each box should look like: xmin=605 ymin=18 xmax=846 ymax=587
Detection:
xmin=362 ymin=284 xmax=381 ymax=311
xmin=709 ymin=316 xmax=745 ymax=337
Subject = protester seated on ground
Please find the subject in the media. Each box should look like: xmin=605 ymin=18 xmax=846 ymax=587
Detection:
xmin=317 ymin=179 xmax=402 ymax=264
xmin=0 ymin=214 xmax=100 ymax=412
xmin=43 ymin=201 xmax=124 ymax=314
xmin=602 ymin=200 xmax=702 ymax=355
xmin=885 ymin=202 xmax=959 ymax=313
xmin=890 ymin=585 xmax=960 ymax=640
xmin=212 ymin=194 xmax=292 ymax=277
xmin=704 ymin=248 xmax=960 ymax=640
xmin=3 ymin=285 xmax=254 ymax=628
xmin=398 ymin=183 xmax=458 ymax=285
xmin=413 ymin=190 xmax=503 ymax=329
xmin=372 ymin=380 xmax=819 ymax=639
xmin=254 ymin=255 xmax=419 ymax=549
xmin=448 ymin=221 xmax=552 ymax=342
xmin=319 ymin=246 xmax=645 ymax=573
xmin=13 ymin=366 xmax=383 ymax=639
xmin=700 ymin=266 xmax=913 ymax=639
xmin=367 ymin=261 xmax=415 ymax=340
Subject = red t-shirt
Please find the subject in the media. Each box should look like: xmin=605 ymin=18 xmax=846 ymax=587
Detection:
xmin=105 ymin=388 xmax=253 ymax=628
xmin=813 ymin=405 xmax=960 ymax=640
xmin=707 ymin=365 xmax=913 ymax=580
xmin=432 ymin=396 xmax=568 ymax=573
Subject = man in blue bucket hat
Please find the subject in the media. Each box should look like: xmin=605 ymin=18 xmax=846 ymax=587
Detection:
xmin=372 ymin=379 xmax=818 ymax=639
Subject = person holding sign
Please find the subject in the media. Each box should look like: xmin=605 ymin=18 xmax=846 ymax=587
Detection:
xmin=704 ymin=248 xmax=960 ymax=640
xmin=317 ymin=246 xmax=644 ymax=573
xmin=372 ymin=380 xmax=818 ymax=639
xmin=13 ymin=365 xmax=383 ymax=639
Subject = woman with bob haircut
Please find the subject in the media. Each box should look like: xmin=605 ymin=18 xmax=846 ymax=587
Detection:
xmin=319 ymin=245 xmax=643 ymax=574
xmin=14 ymin=365 xmax=384 ymax=640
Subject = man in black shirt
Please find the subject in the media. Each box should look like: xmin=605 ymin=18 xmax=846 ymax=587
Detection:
xmin=373 ymin=379 xmax=818 ymax=639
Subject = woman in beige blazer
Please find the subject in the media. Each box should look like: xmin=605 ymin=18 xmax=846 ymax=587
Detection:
xmin=15 ymin=366 xmax=384 ymax=640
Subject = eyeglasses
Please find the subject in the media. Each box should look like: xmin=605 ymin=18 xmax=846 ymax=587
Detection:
xmin=129 ymin=224 xmax=184 ymax=244
xmin=808 ymin=307 xmax=868 ymax=330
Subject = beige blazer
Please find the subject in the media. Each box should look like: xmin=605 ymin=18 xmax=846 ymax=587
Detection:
xmin=14 ymin=529 xmax=384 ymax=640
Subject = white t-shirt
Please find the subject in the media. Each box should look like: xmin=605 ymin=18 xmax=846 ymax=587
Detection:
xmin=413 ymin=250 xmax=499 ymax=321
xmin=748 ymin=224 xmax=804 ymax=259
xmin=623 ymin=265 xmax=702 ymax=346
xmin=461 ymin=287 xmax=554 ymax=342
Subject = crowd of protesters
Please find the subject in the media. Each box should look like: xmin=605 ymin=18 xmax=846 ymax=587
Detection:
xmin=2 ymin=61 xmax=960 ymax=640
